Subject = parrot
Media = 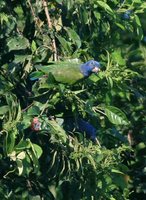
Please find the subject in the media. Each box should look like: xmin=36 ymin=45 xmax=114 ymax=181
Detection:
xmin=30 ymin=60 xmax=100 ymax=85
xmin=63 ymin=117 xmax=101 ymax=146
xmin=77 ymin=118 xmax=97 ymax=141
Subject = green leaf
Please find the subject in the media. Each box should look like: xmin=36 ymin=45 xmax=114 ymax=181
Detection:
xmin=55 ymin=0 xmax=63 ymax=4
xmin=14 ymin=54 xmax=31 ymax=64
xmin=6 ymin=36 xmax=29 ymax=51
xmin=57 ymin=35 xmax=72 ymax=53
xmin=27 ymin=105 xmax=40 ymax=116
xmin=32 ymin=144 xmax=43 ymax=159
xmin=29 ymin=71 xmax=44 ymax=81
xmin=0 ymin=105 xmax=9 ymax=115
xmin=89 ymin=74 xmax=100 ymax=82
xmin=106 ymin=77 xmax=113 ymax=88
xmin=29 ymin=196 xmax=41 ymax=200
xmin=105 ymin=106 xmax=129 ymax=125
xmin=115 ymin=23 xmax=125 ymax=30
xmin=16 ymin=103 xmax=21 ymax=122
xmin=14 ymin=139 xmax=31 ymax=151
xmin=47 ymin=120 xmax=67 ymax=143
xmin=81 ymin=6 xmax=89 ymax=24
xmin=111 ymin=169 xmax=124 ymax=175
xmin=28 ymin=143 xmax=41 ymax=173
xmin=134 ymin=14 xmax=143 ymax=40
xmin=93 ymin=11 xmax=101 ymax=20
xmin=31 ymin=40 xmax=37 ymax=53
xmin=8 ymin=151 xmax=16 ymax=161
xmin=65 ymin=27 xmax=81 ymax=48
xmin=112 ymin=49 xmax=125 ymax=65
xmin=112 ymin=174 xmax=128 ymax=190
xmin=96 ymin=1 xmax=113 ymax=14
xmin=87 ymin=155 xmax=96 ymax=169
xmin=72 ymin=89 xmax=86 ymax=95
xmin=136 ymin=142 xmax=146 ymax=151
xmin=0 ymin=12 xmax=9 ymax=24
xmin=96 ymin=154 xmax=104 ymax=163
xmin=17 ymin=151 xmax=26 ymax=160
xmin=16 ymin=159 xmax=23 ymax=176
xmin=134 ymin=14 xmax=141 ymax=26
xmin=4 ymin=131 xmax=16 ymax=154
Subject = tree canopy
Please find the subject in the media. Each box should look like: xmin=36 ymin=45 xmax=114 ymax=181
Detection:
xmin=0 ymin=0 xmax=146 ymax=199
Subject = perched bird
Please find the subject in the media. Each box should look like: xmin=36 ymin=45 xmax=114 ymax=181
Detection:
xmin=30 ymin=60 xmax=100 ymax=85
xmin=77 ymin=118 xmax=101 ymax=146
xmin=63 ymin=117 xmax=101 ymax=146
xmin=77 ymin=118 xmax=97 ymax=141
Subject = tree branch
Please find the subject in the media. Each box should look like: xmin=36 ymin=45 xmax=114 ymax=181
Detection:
xmin=27 ymin=0 xmax=42 ymax=33
xmin=42 ymin=0 xmax=58 ymax=61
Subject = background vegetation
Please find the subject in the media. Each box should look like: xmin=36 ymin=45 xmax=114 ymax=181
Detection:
xmin=0 ymin=0 xmax=146 ymax=199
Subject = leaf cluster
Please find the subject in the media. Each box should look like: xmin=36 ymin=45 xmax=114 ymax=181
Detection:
xmin=0 ymin=0 xmax=146 ymax=199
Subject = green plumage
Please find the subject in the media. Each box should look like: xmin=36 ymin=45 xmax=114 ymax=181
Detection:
xmin=30 ymin=60 xmax=101 ymax=87
xmin=31 ymin=61 xmax=84 ymax=85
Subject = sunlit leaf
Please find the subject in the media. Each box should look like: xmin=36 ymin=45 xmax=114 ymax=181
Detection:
xmin=14 ymin=139 xmax=31 ymax=151
xmin=29 ymin=71 xmax=44 ymax=81
xmin=97 ymin=1 xmax=113 ymax=14
xmin=27 ymin=106 xmax=40 ymax=116
xmin=65 ymin=27 xmax=81 ymax=48
xmin=16 ymin=159 xmax=23 ymax=175
xmin=6 ymin=36 xmax=29 ymax=51
xmin=105 ymin=106 xmax=129 ymax=125
xmin=0 ymin=105 xmax=9 ymax=115
xmin=57 ymin=35 xmax=72 ymax=53
xmin=32 ymin=144 xmax=43 ymax=159
xmin=17 ymin=151 xmax=26 ymax=160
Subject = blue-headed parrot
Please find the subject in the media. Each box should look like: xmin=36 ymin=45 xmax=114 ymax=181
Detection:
xmin=30 ymin=60 xmax=100 ymax=85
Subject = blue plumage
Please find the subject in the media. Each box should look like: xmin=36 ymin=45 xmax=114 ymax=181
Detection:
xmin=63 ymin=117 xmax=98 ymax=142
xmin=77 ymin=118 xmax=97 ymax=141
xmin=80 ymin=60 xmax=100 ymax=77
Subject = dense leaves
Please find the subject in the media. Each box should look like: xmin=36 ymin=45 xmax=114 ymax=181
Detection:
xmin=0 ymin=0 xmax=146 ymax=199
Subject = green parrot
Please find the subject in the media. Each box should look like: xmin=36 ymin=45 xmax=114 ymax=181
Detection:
xmin=30 ymin=60 xmax=100 ymax=85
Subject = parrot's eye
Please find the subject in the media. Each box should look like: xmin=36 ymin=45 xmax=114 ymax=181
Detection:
xmin=91 ymin=61 xmax=94 ymax=65
xmin=89 ymin=61 xmax=95 ymax=68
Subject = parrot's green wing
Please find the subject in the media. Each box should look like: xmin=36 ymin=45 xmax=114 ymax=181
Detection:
xmin=36 ymin=61 xmax=84 ymax=85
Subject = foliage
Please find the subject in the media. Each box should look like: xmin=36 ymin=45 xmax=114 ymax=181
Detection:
xmin=0 ymin=0 xmax=146 ymax=199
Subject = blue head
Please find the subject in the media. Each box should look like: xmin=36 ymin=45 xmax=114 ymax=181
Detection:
xmin=80 ymin=60 xmax=100 ymax=77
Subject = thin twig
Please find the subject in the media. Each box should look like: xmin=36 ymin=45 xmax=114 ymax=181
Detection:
xmin=39 ymin=99 xmax=50 ymax=117
xmin=42 ymin=0 xmax=57 ymax=61
xmin=117 ymin=0 xmax=126 ymax=10
xmin=27 ymin=0 xmax=42 ymax=33
xmin=22 ymin=102 xmax=34 ymax=112
xmin=3 ymin=169 xmax=16 ymax=179
xmin=92 ymin=107 xmax=106 ymax=116
xmin=27 ymin=0 xmax=36 ymax=19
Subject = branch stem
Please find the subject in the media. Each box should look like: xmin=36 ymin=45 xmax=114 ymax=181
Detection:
xmin=42 ymin=0 xmax=58 ymax=61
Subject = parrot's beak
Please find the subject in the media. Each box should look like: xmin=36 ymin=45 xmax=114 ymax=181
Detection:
xmin=92 ymin=67 xmax=100 ymax=73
